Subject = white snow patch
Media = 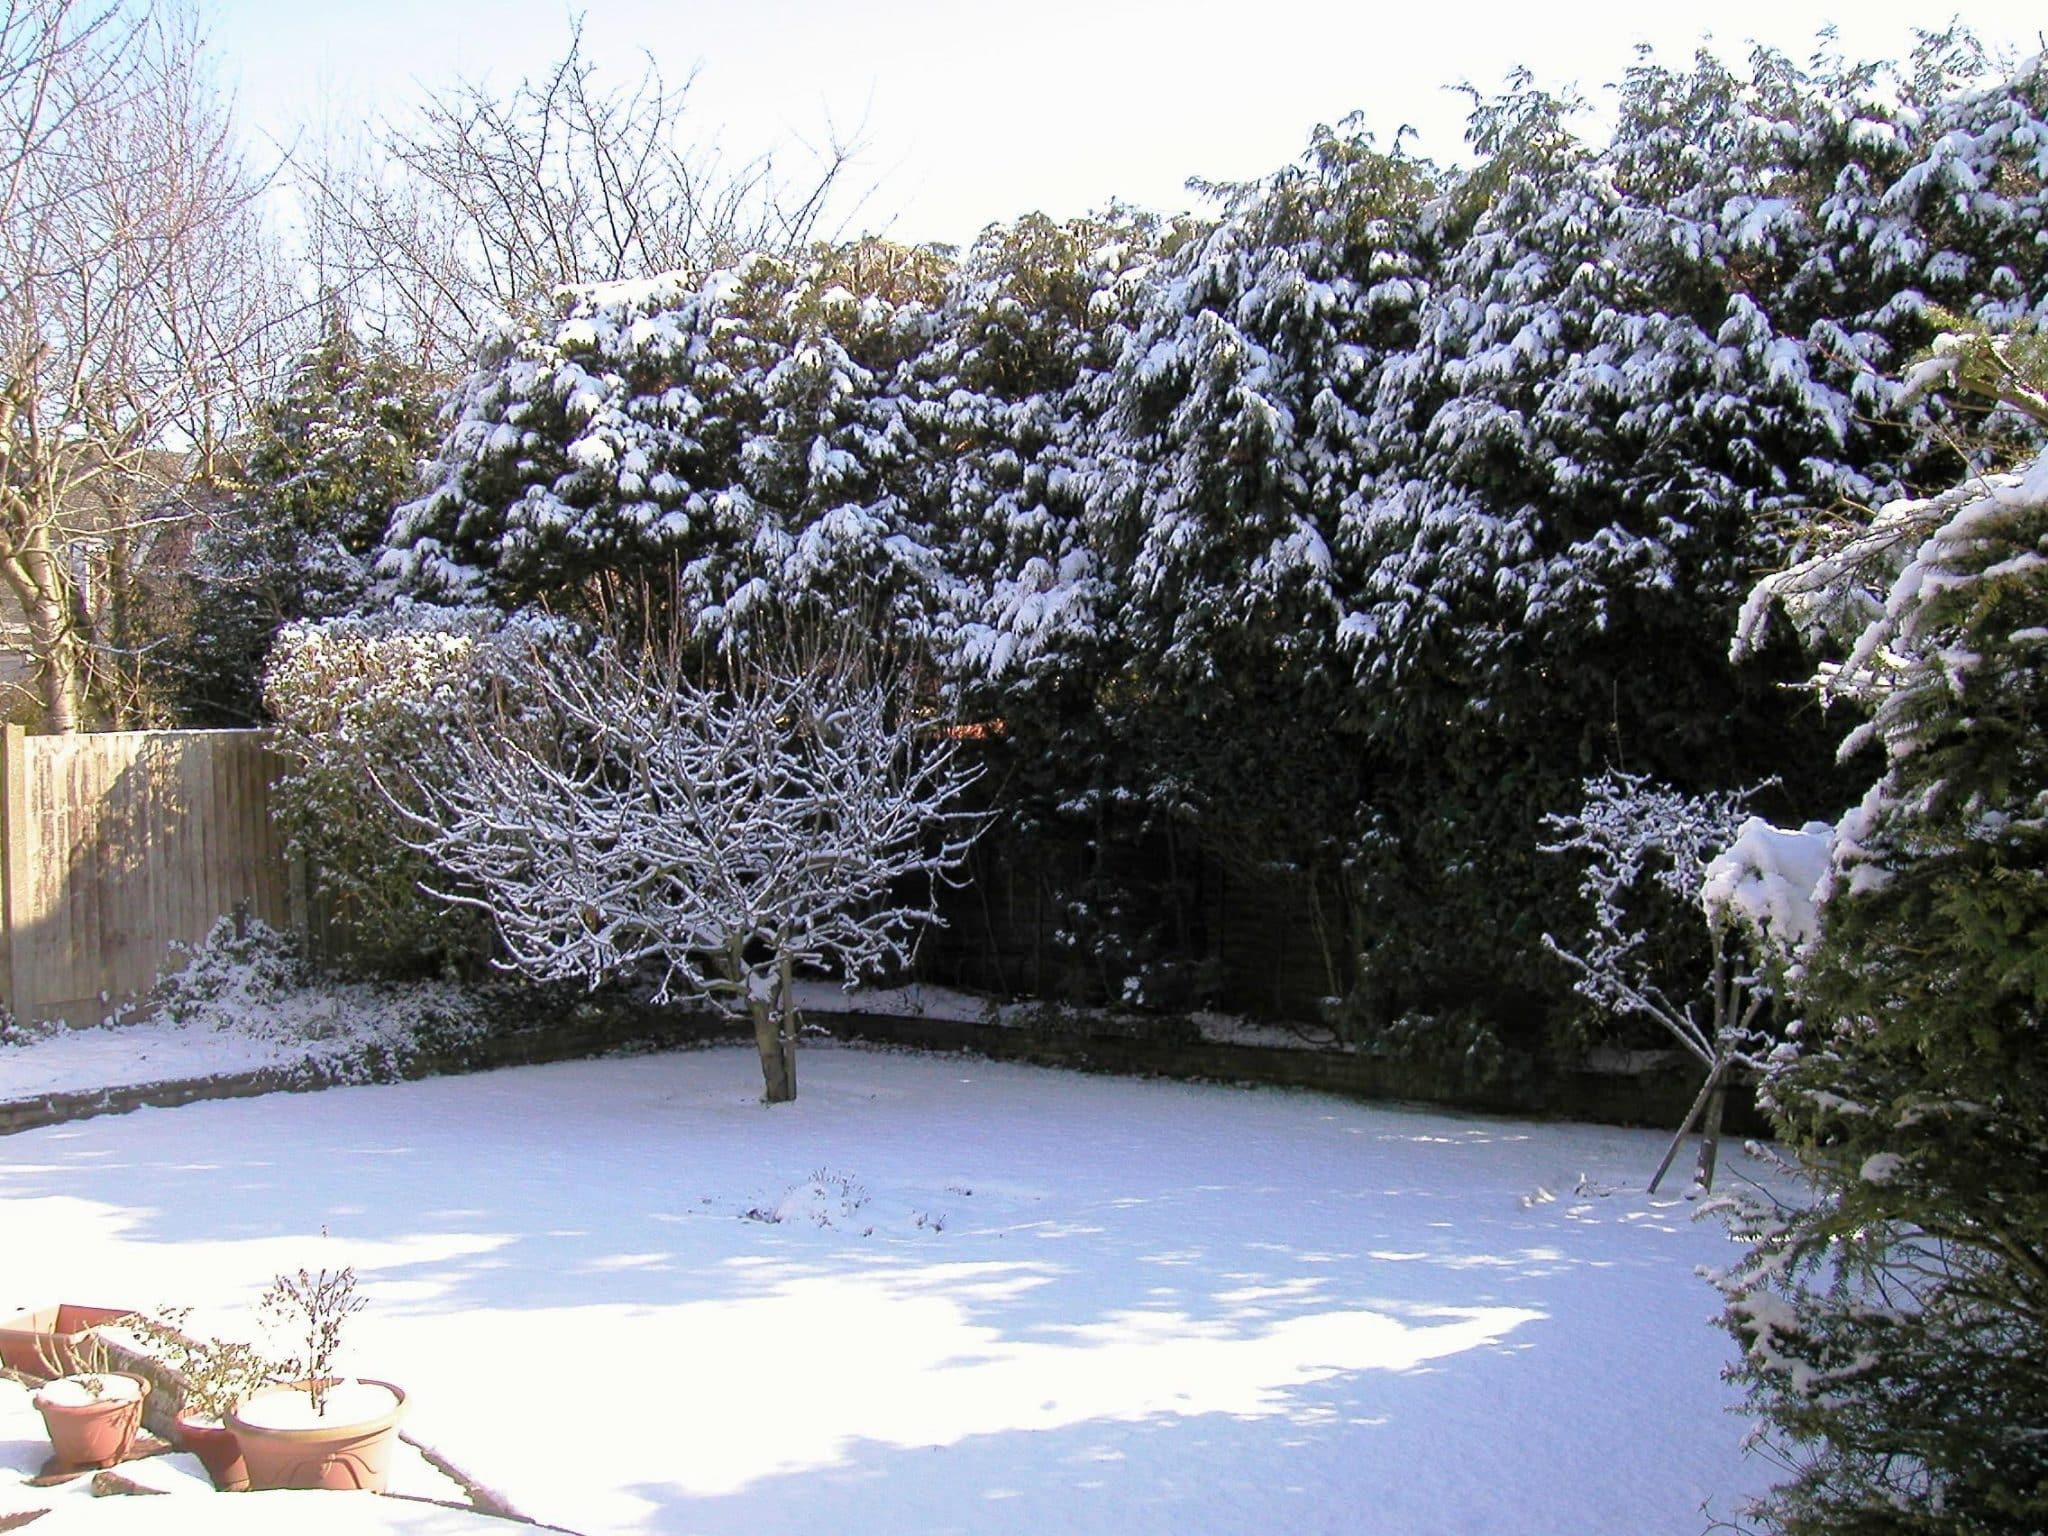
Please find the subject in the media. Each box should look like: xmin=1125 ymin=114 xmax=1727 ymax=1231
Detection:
xmin=2 ymin=1039 xmax=1790 ymax=1536
xmin=1701 ymin=818 xmax=1834 ymax=953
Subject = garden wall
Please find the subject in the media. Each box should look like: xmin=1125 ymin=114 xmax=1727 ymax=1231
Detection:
xmin=816 ymin=1011 xmax=1764 ymax=1134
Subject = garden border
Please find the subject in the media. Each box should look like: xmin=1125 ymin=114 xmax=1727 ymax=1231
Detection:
xmin=1 ymin=1007 xmax=1757 ymax=1138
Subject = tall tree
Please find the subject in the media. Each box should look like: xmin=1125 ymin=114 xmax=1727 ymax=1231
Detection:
xmin=157 ymin=316 xmax=441 ymax=724
xmin=1329 ymin=39 xmax=2048 ymax=1040
xmin=0 ymin=0 xmax=286 ymax=731
xmin=382 ymin=242 xmax=954 ymax=653
xmin=1078 ymin=125 xmax=1438 ymax=1011
xmin=904 ymin=209 xmax=1174 ymax=1000
xmin=298 ymin=25 xmax=860 ymax=371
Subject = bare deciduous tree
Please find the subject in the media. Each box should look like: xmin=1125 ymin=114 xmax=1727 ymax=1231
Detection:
xmin=1540 ymin=771 xmax=1783 ymax=1192
xmin=396 ymin=617 xmax=981 ymax=1104
xmin=0 ymin=0 xmax=289 ymax=730
xmin=298 ymin=23 xmax=862 ymax=371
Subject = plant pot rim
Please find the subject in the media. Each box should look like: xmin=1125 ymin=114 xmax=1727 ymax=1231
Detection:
xmin=33 ymin=1371 xmax=151 ymax=1409
xmin=0 ymin=1303 xmax=143 ymax=1374
xmin=229 ymin=1377 xmax=406 ymax=1440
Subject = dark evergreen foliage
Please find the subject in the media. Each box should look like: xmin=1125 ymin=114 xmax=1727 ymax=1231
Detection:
xmin=365 ymin=34 xmax=2048 ymax=1058
xmin=154 ymin=321 xmax=440 ymax=724
xmin=1720 ymin=433 xmax=2048 ymax=1535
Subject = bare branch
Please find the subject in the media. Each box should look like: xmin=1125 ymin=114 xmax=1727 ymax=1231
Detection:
xmin=391 ymin=606 xmax=981 ymax=1102
xmin=0 ymin=1 xmax=293 ymax=729
xmin=1540 ymin=771 xmax=1790 ymax=1189
xmin=292 ymin=25 xmax=861 ymax=367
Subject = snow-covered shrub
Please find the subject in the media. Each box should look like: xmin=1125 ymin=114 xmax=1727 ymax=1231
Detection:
xmin=108 ymin=911 xmax=495 ymax=1082
xmin=744 ymin=1170 xmax=871 ymax=1229
xmin=263 ymin=603 xmax=560 ymax=978
xmin=0 ymin=1006 xmax=57 ymax=1049
xmin=148 ymin=914 xmax=305 ymax=1024
xmin=1698 ymin=817 xmax=1833 ymax=960
xmin=383 ymin=249 xmax=956 ymax=653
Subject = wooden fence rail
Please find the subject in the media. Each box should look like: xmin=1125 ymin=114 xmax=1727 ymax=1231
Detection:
xmin=0 ymin=726 xmax=293 ymax=1027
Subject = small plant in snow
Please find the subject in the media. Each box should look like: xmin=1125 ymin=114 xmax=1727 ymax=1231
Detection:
xmin=745 ymin=1170 xmax=872 ymax=1228
xmin=31 ymin=1324 xmax=129 ymax=1397
xmin=145 ymin=913 xmax=304 ymax=1025
xmin=0 ymin=1005 xmax=56 ymax=1048
xmin=260 ymin=1265 xmax=367 ymax=1417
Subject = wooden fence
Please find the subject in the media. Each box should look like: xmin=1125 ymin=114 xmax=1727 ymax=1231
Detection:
xmin=0 ymin=726 xmax=292 ymax=1026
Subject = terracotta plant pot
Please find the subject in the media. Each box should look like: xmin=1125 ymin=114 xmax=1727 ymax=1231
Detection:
xmin=173 ymin=1410 xmax=250 ymax=1492
xmin=0 ymin=1304 xmax=136 ymax=1376
xmin=229 ymin=1378 xmax=406 ymax=1492
xmin=33 ymin=1372 xmax=150 ymax=1470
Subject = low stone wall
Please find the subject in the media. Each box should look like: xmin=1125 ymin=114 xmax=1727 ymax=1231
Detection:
xmin=0 ymin=1013 xmax=750 ymax=1138
xmin=1 ymin=1004 xmax=1756 ymax=1139
xmin=813 ymin=1012 xmax=1763 ymax=1133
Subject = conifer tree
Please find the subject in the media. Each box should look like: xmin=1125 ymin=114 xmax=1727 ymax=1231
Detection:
xmin=1085 ymin=125 xmax=1437 ymax=1009
xmin=161 ymin=320 xmax=440 ymax=724
xmin=383 ymin=243 xmax=953 ymax=651
xmin=1718 ymin=327 xmax=2048 ymax=1535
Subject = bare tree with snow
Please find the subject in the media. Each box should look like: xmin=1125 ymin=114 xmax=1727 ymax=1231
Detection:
xmin=397 ymin=614 xmax=982 ymax=1103
xmin=1541 ymin=771 xmax=1827 ymax=1191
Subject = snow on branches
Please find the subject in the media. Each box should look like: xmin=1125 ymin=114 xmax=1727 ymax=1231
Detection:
xmin=1540 ymin=770 xmax=1817 ymax=1189
xmin=1542 ymin=771 xmax=1766 ymax=1067
xmin=382 ymin=252 xmax=955 ymax=651
xmin=1708 ymin=354 xmax=2048 ymax=1536
xmin=1700 ymin=817 xmax=1833 ymax=955
xmin=391 ymin=615 xmax=984 ymax=1102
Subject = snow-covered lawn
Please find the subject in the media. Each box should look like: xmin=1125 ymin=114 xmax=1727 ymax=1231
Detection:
xmin=2 ymin=1040 xmax=1776 ymax=1535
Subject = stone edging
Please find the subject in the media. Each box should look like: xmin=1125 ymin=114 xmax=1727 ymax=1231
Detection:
xmin=1 ymin=1007 xmax=1751 ymax=1138
xmin=815 ymin=1011 xmax=1761 ymax=1131
xmin=0 ymin=1015 xmax=749 ymax=1138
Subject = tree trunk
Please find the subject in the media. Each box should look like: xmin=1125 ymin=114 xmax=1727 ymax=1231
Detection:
xmin=1649 ymin=1055 xmax=1726 ymax=1195
xmin=2 ymin=537 xmax=85 ymax=734
xmin=732 ymin=944 xmax=794 ymax=1104
xmin=1692 ymin=1075 xmax=1729 ymax=1193
xmin=748 ymin=989 xmax=795 ymax=1104
xmin=774 ymin=949 xmax=799 ymax=1102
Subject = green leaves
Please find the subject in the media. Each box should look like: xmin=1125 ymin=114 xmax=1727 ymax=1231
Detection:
xmin=1720 ymin=360 xmax=2048 ymax=1531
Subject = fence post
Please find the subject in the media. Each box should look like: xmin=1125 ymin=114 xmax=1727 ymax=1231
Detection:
xmin=0 ymin=722 xmax=25 ymax=1020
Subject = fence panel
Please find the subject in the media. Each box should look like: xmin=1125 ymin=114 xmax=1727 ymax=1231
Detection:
xmin=0 ymin=726 xmax=291 ymax=1026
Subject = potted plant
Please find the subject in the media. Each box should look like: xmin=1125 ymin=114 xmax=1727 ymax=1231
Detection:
xmin=29 ymin=1330 xmax=152 ymax=1472
xmin=227 ymin=1265 xmax=407 ymax=1493
xmin=0 ymin=1303 xmax=138 ymax=1376
xmin=126 ymin=1309 xmax=277 ymax=1491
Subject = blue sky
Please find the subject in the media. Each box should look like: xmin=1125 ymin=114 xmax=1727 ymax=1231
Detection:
xmin=203 ymin=0 xmax=2048 ymax=249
